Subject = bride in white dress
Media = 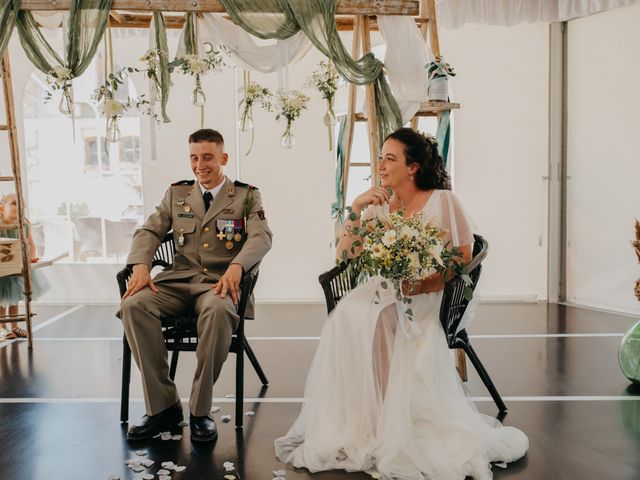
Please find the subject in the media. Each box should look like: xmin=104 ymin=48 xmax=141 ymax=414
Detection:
xmin=275 ymin=128 xmax=528 ymax=480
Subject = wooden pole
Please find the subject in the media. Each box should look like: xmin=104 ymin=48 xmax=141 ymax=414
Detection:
xmin=340 ymin=16 xmax=362 ymax=218
xmin=1 ymin=53 xmax=34 ymax=348
xmin=360 ymin=16 xmax=380 ymax=187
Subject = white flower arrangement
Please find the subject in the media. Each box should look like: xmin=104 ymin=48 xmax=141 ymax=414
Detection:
xmin=237 ymin=79 xmax=273 ymax=155
xmin=44 ymin=65 xmax=75 ymax=115
xmin=341 ymin=209 xmax=470 ymax=322
xmin=274 ymin=89 xmax=310 ymax=149
xmin=91 ymin=67 xmax=161 ymax=142
xmin=306 ymin=60 xmax=340 ymax=149
xmin=171 ymin=47 xmax=227 ymax=107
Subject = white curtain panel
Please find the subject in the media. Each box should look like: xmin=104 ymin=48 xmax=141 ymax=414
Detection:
xmin=377 ymin=15 xmax=432 ymax=123
xmin=437 ymin=0 xmax=640 ymax=27
xmin=196 ymin=14 xmax=312 ymax=74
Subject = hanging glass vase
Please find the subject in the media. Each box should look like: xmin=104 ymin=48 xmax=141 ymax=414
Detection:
xmin=238 ymin=106 xmax=253 ymax=133
xmin=323 ymin=107 xmax=337 ymax=127
xmin=106 ymin=116 xmax=121 ymax=143
xmin=58 ymin=85 xmax=75 ymax=117
xmin=280 ymin=120 xmax=295 ymax=149
xmin=191 ymin=75 xmax=206 ymax=107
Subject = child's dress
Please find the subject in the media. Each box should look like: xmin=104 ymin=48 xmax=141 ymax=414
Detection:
xmin=0 ymin=227 xmax=50 ymax=307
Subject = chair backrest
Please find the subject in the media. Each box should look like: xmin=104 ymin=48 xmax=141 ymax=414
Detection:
xmin=439 ymin=234 xmax=488 ymax=346
xmin=318 ymin=262 xmax=358 ymax=314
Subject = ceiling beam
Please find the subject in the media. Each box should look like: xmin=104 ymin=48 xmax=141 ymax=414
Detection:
xmin=19 ymin=1 xmax=419 ymax=16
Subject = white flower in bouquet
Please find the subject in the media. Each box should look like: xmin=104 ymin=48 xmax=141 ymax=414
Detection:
xmin=139 ymin=49 xmax=156 ymax=63
xmin=186 ymin=55 xmax=207 ymax=74
xmin=103 ymin=99 xmax=125 ymax=117
xmin=382 ymin=230 xmax=397 ymax=247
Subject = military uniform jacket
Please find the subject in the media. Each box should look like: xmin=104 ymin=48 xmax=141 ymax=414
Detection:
xmin=127 ymin=177 xmax=272 ymax=317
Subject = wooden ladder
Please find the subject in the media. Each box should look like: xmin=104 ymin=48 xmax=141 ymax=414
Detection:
xmin=0 ymin=52 xmax=35 ymax=348
xmin=341 ymin=0 xmax=467 ymax=380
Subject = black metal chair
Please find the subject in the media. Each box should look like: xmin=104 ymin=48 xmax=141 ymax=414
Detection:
xmin=439 ymin=234 xmax=507 ymax=412
xmin=117 ymin=233 xmax=268 ymax=429
xmin=318 ymin=234 xmax=506 ymax=413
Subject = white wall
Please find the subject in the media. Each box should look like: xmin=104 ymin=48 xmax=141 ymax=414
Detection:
xmin=440 ymin=23 xmax=550 ymax=301
xmin=566 ymin=4 xmax=640 ymax=315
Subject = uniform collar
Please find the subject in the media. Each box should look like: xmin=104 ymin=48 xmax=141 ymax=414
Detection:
xmin=199 ymin=176 xmax=226 ymax=199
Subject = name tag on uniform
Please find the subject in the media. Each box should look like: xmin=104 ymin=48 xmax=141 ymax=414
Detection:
xmin=178 ymin=213 xmax=194 ymax=218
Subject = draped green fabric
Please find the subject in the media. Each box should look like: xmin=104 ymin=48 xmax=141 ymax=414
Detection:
xmin=153 ymin=11 xmax=171 ymax=123
xmin=17 ymin=0 xmax=112 ymax=78
xmin=183 ymin=12 xmax=198 ymax=55
xmin=331 ymin=117 xmax=349 ymax=222
xmin=0 ymin=0 xmax=20 ymax=62
xmin=436 ymin=110 xmax=451 ymax=167
xmin=220 ymin=0 xmax=402 ymax=145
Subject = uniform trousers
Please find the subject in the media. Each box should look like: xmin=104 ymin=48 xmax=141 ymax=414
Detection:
xmin=117 ymin=274 xmax=239 ymax=417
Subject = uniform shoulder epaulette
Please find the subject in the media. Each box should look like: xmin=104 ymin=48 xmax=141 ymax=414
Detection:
xmin=171 ymin=179 xmax=195 ymax=186
xmin=234 ymin=180 xmax=258 ymax=190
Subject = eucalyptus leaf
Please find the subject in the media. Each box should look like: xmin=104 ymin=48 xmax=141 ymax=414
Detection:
xmin=464 ymin=286 xmax=474 ymax=301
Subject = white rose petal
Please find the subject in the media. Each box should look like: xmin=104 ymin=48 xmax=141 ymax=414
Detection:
xmin=273 ymin=470 xmax=286 ymax=476
xmin=225 ymin=393 xmax=235 ymax=398
xmin=211 ymin=406 xmax=221 ymax=413
xmin=244 ymin=411 xmax=255 ymax=417
xmin=174 ymin=466 xmax=186 ymax=472
xmin=221 ymin=414 xmax=232 ymax=422
xmin=156 ymin=469 xmax=170 ymax=475
xmin=142 ymin=474 xmax=154 ymax=480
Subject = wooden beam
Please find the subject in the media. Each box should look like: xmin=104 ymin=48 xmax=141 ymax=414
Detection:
xmin=105 ymin=13 xmax=428 ymax=30
xmin=20 ymin=0 xmax=419 ymax=15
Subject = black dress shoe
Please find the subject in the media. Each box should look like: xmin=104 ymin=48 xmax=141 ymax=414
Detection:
xmin=190 ymin=414 xmax=218 ymax=442
xmin=127 ymin=402 xmax=183 ymax=441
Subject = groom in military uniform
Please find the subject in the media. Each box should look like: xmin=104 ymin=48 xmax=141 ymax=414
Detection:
xmin=117 ymin=129 xmax=272 ymax=442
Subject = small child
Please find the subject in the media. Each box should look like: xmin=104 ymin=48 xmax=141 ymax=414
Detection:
xmin=0 ymin=194 xmax=50 ymax=340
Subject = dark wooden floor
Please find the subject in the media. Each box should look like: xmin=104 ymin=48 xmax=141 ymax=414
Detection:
xmin=0 ymin=302 xmax=638 ymax=480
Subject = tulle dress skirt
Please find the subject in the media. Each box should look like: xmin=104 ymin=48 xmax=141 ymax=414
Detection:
xmin=275 ymin=277 xmax=528 ymax=480
xmin=0 ymin=269 xmax=50 ymax=307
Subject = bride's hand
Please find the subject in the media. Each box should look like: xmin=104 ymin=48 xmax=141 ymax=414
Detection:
xmin=352 ymin=187 xmax=390 ymax=214
xmin=402 ymin=279 xmax=425 ymax=296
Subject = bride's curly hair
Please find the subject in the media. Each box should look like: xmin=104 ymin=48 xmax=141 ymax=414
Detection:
xmin=384 ymin=128 xmax=450 ymax=191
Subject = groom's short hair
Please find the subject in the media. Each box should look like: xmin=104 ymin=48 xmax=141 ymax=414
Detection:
xmin=189 ymin=128 xmax=224 ymax=146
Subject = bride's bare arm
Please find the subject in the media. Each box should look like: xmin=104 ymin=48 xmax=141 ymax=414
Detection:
xmin=336 ymin=187 xmax=390 ymax=260
xmin=402 ymin=244 xmax=473 ymax=295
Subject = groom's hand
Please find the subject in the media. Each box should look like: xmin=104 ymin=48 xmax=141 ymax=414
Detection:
xmin=122 ymin=264 xmax=158 ymax=301
xmin=212 ymin=263 xmax=243 ymax=304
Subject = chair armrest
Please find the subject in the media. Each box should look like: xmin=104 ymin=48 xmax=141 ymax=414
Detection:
xmin=116 ymin=266 xmax=133 ymax=299
xmin=237 ymin=265 xmax=260 ymax=320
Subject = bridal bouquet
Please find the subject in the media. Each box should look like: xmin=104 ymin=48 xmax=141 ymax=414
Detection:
xmin=342 ymin=210 xmax=470 ymax=322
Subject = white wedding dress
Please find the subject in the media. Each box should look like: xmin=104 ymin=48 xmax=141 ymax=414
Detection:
xmin=275 ymin=190 xmax=528 ymax=480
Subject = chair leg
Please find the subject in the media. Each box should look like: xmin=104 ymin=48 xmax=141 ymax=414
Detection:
xmin=463 ymin=342 xmax=507 ymax=412
xmin=169 ymin=350 xmax=179 ymax=381
xmin=455 ymin=348 xmax=468 ymax=382
xmin=244 ymin=338 xmax=268 ymax=385
xmin=120 ymin=336 xmax=132 ymax=423
xmin=235 ymin=321 xmax=245 ymax=429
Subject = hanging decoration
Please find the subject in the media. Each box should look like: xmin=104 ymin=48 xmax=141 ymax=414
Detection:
xmin=17 ymin=0 xmax=113 ymax=129
xmin=238 ymin=72 xmax=272 ymax=155
xmin=173 ymin=12 xmax=226 ymax=116
xmin=274 ymin=89 xmax=310 ymax=149
xmin=306 ymin=60 xmax=340 ymax=151
xmin=426 ymin=55 xmax=456 ymax=102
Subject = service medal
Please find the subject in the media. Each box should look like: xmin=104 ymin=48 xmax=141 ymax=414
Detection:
xmin=225 ymin=241 xmax=234 ymax=250
xmin=233 ymin=233 xmax=242 ymax=242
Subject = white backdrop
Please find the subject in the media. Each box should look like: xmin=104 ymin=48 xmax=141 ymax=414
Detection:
xmin=566 ymin=4 xmax=640 ymax=315
xmin=441 ymin=23 xmax=550 ymax=302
